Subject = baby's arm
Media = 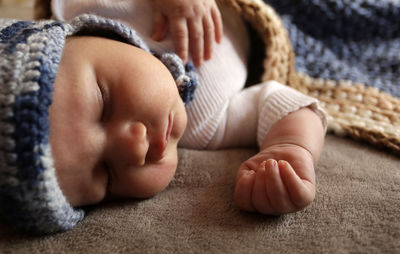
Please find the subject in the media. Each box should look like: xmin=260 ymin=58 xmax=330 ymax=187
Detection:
xmin=234 ymin=107 xmax=325 ymax=214
xmin=151 ymin=0 xmax=223 ymax=66
xmin=181 ymin=78 xmax=326 ymax=214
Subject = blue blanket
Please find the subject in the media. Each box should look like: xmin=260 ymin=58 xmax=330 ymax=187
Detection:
xmin=265 ymin=0 xmax=400 ymax=97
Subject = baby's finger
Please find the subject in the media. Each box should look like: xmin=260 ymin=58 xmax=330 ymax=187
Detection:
xmin=264 ymin=159 xmax=295 ymax=214
xmin=170 ymin=18 xmax=189 ymax=63
xmin=278 ymin=160 xmax=315 ymax=209
xmin=152 ymin=11 xmax=168 ymax=41
xmin=251 ymin=162 xmax=274 ymax=214
xmin=211 ymin=5 xmax=223 ymax=43
xmin=202 ymin=15 xmax=214 ymax=61
xmin=188 ymin=18 xmax=204 ymax=66
xmin=234 ymin=170 xmax=256 ymax=212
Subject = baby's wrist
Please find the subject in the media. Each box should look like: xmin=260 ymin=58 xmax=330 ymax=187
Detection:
xmin=260 ymin=107 xmax=325 ymax=163
xmin=260 ymin=142 xmax=315 ymax=165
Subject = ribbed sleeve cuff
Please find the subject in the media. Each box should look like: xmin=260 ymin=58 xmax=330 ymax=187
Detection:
xmin=257 ymin=81 xmax=327 ymax=146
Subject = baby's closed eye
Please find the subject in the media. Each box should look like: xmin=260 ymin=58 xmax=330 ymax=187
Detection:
xmin=102 ymin=161 xmax=113 ymax=190
xmin=96 ymin=79 xmax=110 ymax=122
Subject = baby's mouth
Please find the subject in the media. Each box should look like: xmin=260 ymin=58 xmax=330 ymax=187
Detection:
xmin=147 ymin=113 xmax=173 ymax=163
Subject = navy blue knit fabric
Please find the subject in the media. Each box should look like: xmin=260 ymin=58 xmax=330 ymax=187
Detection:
xmin=0 ymin=18 xmax=84 ymax=234
xmin=265 ymin=0 xmax=400 ymax=97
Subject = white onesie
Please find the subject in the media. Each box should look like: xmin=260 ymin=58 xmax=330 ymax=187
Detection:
xmin=52 ymin=0 xmax=327 ymax=149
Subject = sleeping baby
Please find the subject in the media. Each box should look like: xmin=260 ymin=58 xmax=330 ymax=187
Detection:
xmin=0 ymin=0 xmax=326 ymax=234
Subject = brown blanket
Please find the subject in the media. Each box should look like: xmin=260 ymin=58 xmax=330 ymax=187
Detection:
xmin=1 ymin=135 xmax=399 ymax=253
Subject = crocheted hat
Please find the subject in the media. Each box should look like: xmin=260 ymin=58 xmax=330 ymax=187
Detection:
xmin=0 ymin=14 xmax=197 ymax=234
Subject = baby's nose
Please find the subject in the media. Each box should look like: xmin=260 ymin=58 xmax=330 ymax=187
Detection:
xmin=119 ymin=121 xmax=149 ymax=166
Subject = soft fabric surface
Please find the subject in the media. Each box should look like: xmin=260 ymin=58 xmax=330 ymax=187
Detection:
xmin=264 ymin=0 xmax=400 ymax=156
xmin=266 ymin=0 xmax=400 ymax=97
xmin=262 ymin=0 xmax=400 ymax=155
xmin=1 ymin=135 xmax=399 ymax=253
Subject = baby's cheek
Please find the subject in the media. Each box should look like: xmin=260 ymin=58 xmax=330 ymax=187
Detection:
xmin=59 ymin=170 xmax=108 ymax=207
xmin=150 ymin=156 xmax=178 ymax=194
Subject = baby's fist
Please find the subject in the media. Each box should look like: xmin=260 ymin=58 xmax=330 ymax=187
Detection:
xmin=234 ymin=157 xmax=315 ymax=215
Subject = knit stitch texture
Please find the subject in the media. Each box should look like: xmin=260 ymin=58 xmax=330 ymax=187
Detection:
xmin=265 ymin=0 xmax=400 ymax=97
xmin=0 ymin=18 xmax=84 ymax=234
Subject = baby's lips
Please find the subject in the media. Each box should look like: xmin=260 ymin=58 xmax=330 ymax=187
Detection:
xmin=148 ymin=113 xmax=172 ymax=162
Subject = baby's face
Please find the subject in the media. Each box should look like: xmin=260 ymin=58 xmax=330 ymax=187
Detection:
xmin=49 ymin=36 xmax=187 ymax=206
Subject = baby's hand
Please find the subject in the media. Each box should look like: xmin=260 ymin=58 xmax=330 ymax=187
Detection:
xmin=234 ymin=144 xmax=316 ymax=215
xmin=151 ymin=0 xmax=223 ymax=66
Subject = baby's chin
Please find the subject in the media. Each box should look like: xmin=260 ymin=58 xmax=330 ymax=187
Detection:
xmin=103 ymin=163 xmax=176 ymax=203
xmin=140 ymin=159 xmax=178 ymax=198
xmin=120 ymin=154 xmax=179 ymax=200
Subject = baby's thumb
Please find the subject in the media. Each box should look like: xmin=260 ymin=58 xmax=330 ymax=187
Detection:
xmin=152 ymin=11 xmax=168 ymax=41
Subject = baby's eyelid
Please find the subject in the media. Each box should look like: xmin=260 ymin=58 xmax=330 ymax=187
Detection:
xmin=97 ymin=80 xmax=109 ymax=122
xmin=103 ymin=161 xmax=113 ymax=190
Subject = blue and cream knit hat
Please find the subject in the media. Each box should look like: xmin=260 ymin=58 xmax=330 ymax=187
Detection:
xmin=0 ymin=14 xmax=197 ymax=234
